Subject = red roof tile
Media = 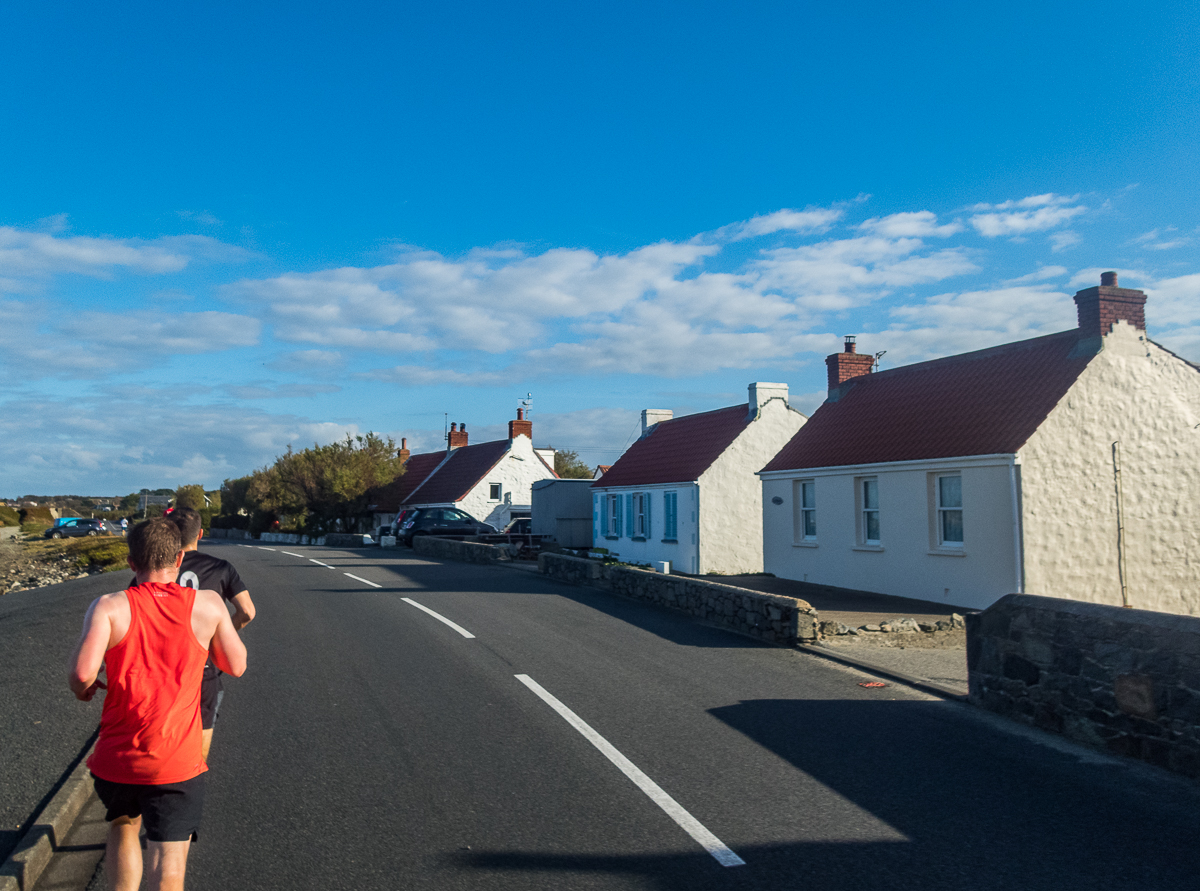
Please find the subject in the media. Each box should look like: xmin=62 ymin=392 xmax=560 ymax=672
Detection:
xmin=763 ymin=329 xmax=1092 ymax=472
xmin=402 ymin=439 xmax=511 ymax=505
xmin=371 ymin=451 xmax=447 ymax=512
xmin=593 ymin=404 xmax=752 ymax=488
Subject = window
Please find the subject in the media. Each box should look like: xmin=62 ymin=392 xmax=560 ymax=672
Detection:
xmin=489 ymin=483 xmax=501 ymax=500
xmin=861 ymin=477 xmax=880 ymax=544
xmin=937 ymin=474 xmax=963 ymax=546
xmin=606 ymin=494 xmax=622 ymax=537
xmin=632 ymin=492 xmax=649 ymax=539
xmin=794 ymin=479 xmax=816 ymax=541
xmin=663 ymin=491 xmax=678 ymax=541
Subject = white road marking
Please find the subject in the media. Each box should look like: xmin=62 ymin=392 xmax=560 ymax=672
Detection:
xmin=258 ymin=547 xmax=275 ymax=551
xmin=344 ymin=573 xmax=382 ymax=588
xmin=281 ymin=551 xmax=305 ymax=558
xmin=401 ymin=598 xmax=476 ymax=638
xmin=309 ymin=559 xmax=336 ymax=568
xmin=515 ymin=674 xmax=745 ymax=868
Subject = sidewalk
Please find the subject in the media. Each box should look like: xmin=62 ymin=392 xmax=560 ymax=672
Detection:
xmin=720 ymin=574 xmax=969 ymax=693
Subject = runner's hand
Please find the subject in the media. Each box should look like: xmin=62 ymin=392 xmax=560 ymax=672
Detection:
xmin=76 ymin=679 xmax=107 ymax=702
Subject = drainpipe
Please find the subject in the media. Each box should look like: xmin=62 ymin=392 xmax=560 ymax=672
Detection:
xmin=1112 ymin=441 xmax=1130 ymax=608
xmin=1009 ymin=458 xmax=1024 ymax=594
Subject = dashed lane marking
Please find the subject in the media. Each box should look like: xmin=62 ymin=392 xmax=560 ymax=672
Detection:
xmin=258 ymin=547 xmax=275 ymax=551
xmin=344 ymin=573 xmax=382 ymax=588
xmin=281 ymin=551 xmax=305 ymax=558
xmin=401 ymin=598 xmax=476 ymax=638
xmin=515 ymin=674 xmax=745 ymax=868
xmin=308 ymin=559 xmax=336 ymax=569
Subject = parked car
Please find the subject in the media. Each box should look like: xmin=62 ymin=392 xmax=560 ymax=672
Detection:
xmin=45 ymin=518 xmax=109 ymax=539
xmin=395 ymin=508 xmax=496 ymax=546
xmin=502 ymin=517 xmax=532 ymax=535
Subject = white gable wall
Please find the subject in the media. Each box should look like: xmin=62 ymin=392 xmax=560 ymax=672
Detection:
xmin=697 ymin=396 xmax=806 ymax=574
xmin=591 ymin=483 xmax=700 ymax=573
xmin=1018 ymin=321 xmax=1200 ymax=615
xmin=761 ymin=456 xmax=1020 ymax=609
xmin=409 ymin=435 xmax=557 ymax=529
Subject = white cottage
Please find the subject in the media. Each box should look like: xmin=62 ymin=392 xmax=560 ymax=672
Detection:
xmin=372 ymin=410 xmax=558 ymax=530
xmin=592 ymin=383 xmax=806 ymax=574
xmin=760 ymin=273 xmax=1200 ymax=616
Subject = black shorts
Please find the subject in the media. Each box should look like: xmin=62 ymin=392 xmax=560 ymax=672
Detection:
xmin=199 ymin=672 xmax=224 ymax=730
xmin=92 ymin=773 xmax=206 ymax=843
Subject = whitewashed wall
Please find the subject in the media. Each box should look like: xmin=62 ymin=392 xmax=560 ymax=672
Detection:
xmin=761 ymin=457 xmax=1021 ymax=609
xmin=591 ymin=483 xmax=700 ymax=573
xmin=452 ymin=434 xmax=557 ymax=528
xmin=697 ymin=396 xmax=806 ymax=574
xmin=1019 ymin=322 xmax=1200 ymax=615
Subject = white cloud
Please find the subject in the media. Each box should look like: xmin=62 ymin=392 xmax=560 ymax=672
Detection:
xmin=1007 ymin=266 xmax=1068 ymax=284
xmin=970 ymin=194 xmax=1086 ymax=237
xmin=1050 ymin=231 xmax=1081 ymax=252
xmin=858 ymin=211 xmax=962 ymax=238
xmin=357 ymin=365 xmax=509 ymax=387
xmin=722 ymin=207 xmax=844 ymax=241
xmin=269 ymin=350 xmax=345 ymax=374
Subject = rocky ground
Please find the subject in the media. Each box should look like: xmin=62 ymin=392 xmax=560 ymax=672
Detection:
xmin=1 ymin=535 xmax=126 ymax=595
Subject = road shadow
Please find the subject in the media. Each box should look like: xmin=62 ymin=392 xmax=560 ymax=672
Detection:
xmin=384 ymin=558 xmax=766 ymax=650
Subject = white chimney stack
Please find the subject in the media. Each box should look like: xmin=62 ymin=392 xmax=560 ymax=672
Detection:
xmin=641 ymin=409 xmax=673 ymax=437
xmin=748 ymin=382 xmax=789 ymax=419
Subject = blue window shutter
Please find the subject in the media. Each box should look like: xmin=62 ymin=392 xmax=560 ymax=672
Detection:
xmin=626 ymin=493 xmax=633 ymax=538
xmin=595 ymin=494 xmax=603 ymax=536
xmin=614 ymin=495 xmax=622 ymax=537
xmin=645 ymin=492 xmax=651 ymax=537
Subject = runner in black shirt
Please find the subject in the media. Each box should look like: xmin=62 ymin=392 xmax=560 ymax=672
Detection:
xmin=136 ymin=508 xmax=256 ymax=759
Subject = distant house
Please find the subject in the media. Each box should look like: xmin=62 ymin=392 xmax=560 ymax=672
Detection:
xmin=592 ymin=465 xmax=611 ymax=480
xmin=759 ymin=273 xmax=1200 ymax=616
xmin=592 ymin=383 xmax=806 ymax=574
xmin=371 ymin=410 xmax=558 ymax=530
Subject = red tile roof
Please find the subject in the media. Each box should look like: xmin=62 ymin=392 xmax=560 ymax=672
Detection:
xmin=371 ymin=451 xmax=447 ymax=512
xmin=402 ymin=439 xmax=511 ymax=505
xmin=593 ymin=404 xmax=752 ymax=488
xmin=763 ymin=329 xmax=1092 ymax=472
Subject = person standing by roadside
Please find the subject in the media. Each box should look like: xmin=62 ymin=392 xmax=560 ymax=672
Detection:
xmin=69 ymin=518 xmax=247 ymax=891
xmin=165 ymin=507 xmax=256 ymax=760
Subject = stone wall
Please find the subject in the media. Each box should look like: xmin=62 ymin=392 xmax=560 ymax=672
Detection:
xmin=206 ymin=528 xmax=253 ymax=540
xmin=413 ymin=536 xmax=512 ymax=564
xmin=967 ymin=594 xmax=1200 ymax=778
xmin=258 ymin=531 xmax=327 ymax=545
xmin=322 ymin=533 xmax=370 ymax=547
xmin=539 ymin=553 xmax=817 ymax=645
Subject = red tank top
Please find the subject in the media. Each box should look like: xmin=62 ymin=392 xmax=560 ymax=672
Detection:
xmin=88 ymin=582 xmax=210 ymax=784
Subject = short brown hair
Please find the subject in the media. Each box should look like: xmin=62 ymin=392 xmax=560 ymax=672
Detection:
xmin=128 ymin=519 xmax=182 ymax=572
xmin=168 ymin=507 xmax=203 ymax=546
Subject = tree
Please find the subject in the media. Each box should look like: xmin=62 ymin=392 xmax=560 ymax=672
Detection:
xmin=174 ymin=484 xmax=206 ymax=511
xmin=553 ymin=449 xmax=593 ymax=479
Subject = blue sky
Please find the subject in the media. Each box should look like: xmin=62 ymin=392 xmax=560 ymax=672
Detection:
xmin=2 ymin=2 xmax=1199 ymax=496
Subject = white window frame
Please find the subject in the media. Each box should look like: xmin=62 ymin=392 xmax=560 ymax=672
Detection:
xmin=935 ymin=473 xmax=964 ymax=548
xmin=632 ymin=492 xmax=647 ymax=539
xmin=793 ymin=479 xmax=817 ymax=543
xmin=859 ymin=476 xmax=881 ymax=545
xmin=488 ymin=483 xmax=501 ymax=501
xmin=606 ymin=494 xmax=620 ymax=538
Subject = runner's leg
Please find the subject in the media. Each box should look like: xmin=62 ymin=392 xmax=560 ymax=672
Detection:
xmin=106 ymin=815 xmax=143 ymax=891
xmin=145 ymin=840 xmax=191 ymax=891
xmin=201 ymin=728 xmax=214 ymax=760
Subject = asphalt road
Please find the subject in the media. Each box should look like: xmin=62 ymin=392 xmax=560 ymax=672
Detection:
xmin=9 ymin=543 xmax=1200 ymax=890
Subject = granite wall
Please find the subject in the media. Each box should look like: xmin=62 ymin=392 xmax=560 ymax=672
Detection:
xmin=539 ymin=553 xmax=817 ymax=645
xmin=967 ymin=593 xmax=1200 ymax=778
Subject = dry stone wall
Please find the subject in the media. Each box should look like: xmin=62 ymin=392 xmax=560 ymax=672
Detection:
xmin=413 ymin=536 xmax=512 ymax=564
xmin=967 ymin=594 xmax=1200 ymax=778
xmin=539 ymin=553 xmax=817 ymax=645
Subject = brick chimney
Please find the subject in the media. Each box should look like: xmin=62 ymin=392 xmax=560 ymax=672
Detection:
xmin=508 ymin=408 xmax=532 ymax=440
xmin=447 ymin=422 xmax=468 ymax=450
xmin=397 ymin=437 xmax=410 ymax=464
xmin=1073 ymin=271 xmax=1147 ymax=339
xmin=826 ymin=336 xmax=875 ymax=398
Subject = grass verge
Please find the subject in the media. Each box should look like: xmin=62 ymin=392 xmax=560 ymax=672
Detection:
xmin=24 ymin=536 xmax=130 ymax=573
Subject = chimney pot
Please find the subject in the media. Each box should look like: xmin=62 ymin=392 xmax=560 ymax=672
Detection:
xmin=1101 ymin=271 xmax=1118 ymax=287
xmin=508 ymin=409 xmax=532 ymax=441
xmin=844 ymin=335 xmax=857 ymax=353
xmin=447 ymin=422 xmax=469 ymax=450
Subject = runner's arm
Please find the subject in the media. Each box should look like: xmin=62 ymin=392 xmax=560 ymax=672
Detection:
xmin=68 ymin=598 xmax=111 ymax=701
xmin=203 ymin=590 xmax=248 ymax=677
xmin=229 ymin=589 xmax=255 ymax=630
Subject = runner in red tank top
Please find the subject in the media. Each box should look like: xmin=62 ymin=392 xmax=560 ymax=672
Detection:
xmin=69 ymin=519 xmax=247 ymax=891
